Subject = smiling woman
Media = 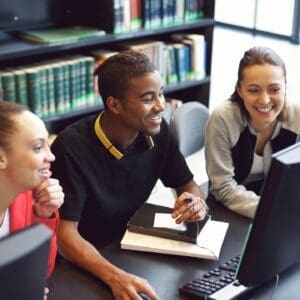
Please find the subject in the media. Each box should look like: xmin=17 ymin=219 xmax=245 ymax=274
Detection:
xmin=0 ymin=101 xmax=64 ymax=281
xmin=205 ymin=46 xmax=300 ymax=219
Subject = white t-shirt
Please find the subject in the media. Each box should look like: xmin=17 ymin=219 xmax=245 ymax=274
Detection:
xmin=0 ymin=209 xmax=10 ymax=239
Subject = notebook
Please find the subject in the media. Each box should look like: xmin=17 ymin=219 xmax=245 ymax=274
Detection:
xmin=127 ymin=203 xmax=209 ymax=244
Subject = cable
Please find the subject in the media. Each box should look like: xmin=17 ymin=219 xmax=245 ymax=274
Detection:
xmin=269 ymin=274 xmax=280 ymax=300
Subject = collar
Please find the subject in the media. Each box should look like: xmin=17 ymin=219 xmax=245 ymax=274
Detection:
xmin=94 ymin=111 xmax=154 ymax=160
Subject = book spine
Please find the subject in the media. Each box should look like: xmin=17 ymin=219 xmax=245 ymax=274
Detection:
xmin=196 ymin=0 xmax=204 ymax=19
xmin=123 ymin=0 xmax=131 ymax=32
xmin=1 ymin=70 xmax=17 ymax=102
xmin=14 ymin=69 xmax=29 ymax=107
xmin=45 ymin=65 xmax=56 ymax=117
xmin=150 ymin=0 xmax=161 ymax=29
xmin=174 ymin=44 xmax=186 ymax=83
xmin=84 ymin=56 xmax=96 ymax=106
xmin=130 ymin=0 xmax=142 ymax=30
xmin=39 ymin=66 xmax=49 ymax=117
xmin=118 ymin=0 xmax=125 ymax=33
xmin=175 ymin=0 xmax=185 ymax=24
xmin=62 ymin=63 xmax=71 ymax=112
xmin=0 ymin=73 xmax=2 ymax=100
xmin=66 ymin=60 xmax=77 ymax=110
xmin=161 ymin=0 xmax=169 ymax=26
xmin=78 ymin=57 xmax=87 ymax=107
xmin=53 ymin=63 xmax=65 ymax=113
xmin=166 ymin=45 xmax=178 ymax=84
xmin=26 ymin=68 xmax=42 ymax=116
xmin=142 ymin=0 xmax=151 ymax=29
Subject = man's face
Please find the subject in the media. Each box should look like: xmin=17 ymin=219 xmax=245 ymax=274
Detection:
xmin=117 ymin=70 xmax=165 ymax=136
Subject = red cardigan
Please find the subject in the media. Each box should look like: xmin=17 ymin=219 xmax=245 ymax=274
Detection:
xmin=9 ymin=190 xmax=59 ymax=278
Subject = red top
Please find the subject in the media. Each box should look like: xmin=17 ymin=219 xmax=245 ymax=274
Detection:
xmin=9 ymin=190 xmax=59 ymax=278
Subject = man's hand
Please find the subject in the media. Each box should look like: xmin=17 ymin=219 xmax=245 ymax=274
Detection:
xmin=109 ymin=268 xmax=159 ymax=300
xmin=172 ymin=192 xmax=208 ymax=224
xmin=32 ymin=178 xmax=64 ymax=219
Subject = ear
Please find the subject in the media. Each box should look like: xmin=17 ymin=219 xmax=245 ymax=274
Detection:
xmin=0 ymin=149 xmax=8 ymax=170
xmin=106 ymin=96 xmax=122 ymax=115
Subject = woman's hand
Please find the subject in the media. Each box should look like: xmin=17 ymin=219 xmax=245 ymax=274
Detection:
xmin=32 ymin=178 xmax=64 ymax=219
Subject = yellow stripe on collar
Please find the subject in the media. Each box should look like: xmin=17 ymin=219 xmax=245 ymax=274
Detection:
xmin=94 ymin=112 xmax=123 ymax=160
xmin=94 ymin=111 xmax=155 ymax=159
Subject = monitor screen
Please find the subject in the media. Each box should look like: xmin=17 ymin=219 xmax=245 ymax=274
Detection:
xmin=237 ymin=142 xmax=300 ymax=286
xmin=0 ymin=223 xmax=51 ymax=300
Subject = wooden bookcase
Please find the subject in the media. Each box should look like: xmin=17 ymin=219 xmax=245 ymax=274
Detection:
xmin=0 ymin=0 xmax=215 ymax=133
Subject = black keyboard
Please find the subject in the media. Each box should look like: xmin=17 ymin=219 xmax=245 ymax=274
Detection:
xmin=179 ymin=255 xmax=250 ymax=300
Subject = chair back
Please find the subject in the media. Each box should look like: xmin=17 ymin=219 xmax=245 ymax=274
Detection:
xmin=170 ymin=101 xmax=209 ymax=157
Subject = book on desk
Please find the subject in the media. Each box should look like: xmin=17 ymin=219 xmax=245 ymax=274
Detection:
xmin=121 ymin=203 xmax=229 ymax=260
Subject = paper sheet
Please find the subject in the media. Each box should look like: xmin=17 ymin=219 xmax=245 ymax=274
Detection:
xmin=153 ymin=213 xmax=187 ymax=231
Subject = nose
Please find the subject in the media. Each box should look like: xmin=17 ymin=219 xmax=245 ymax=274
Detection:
xmin=46 ymin=146 xmax=55 ymax=162
xmin=154 ymin=94 xmax=165 ymax=112
xmin=258 ymin=91 xmax=271 ymax=105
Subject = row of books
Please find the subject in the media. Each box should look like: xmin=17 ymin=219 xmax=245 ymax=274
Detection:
xmin=92 ymin=33 xmax=206 ymax=86
xmin=85 ymin=0 xmax=205 ymax=34
xmin=0 ymin=56 xmax=102 ymax=118
xmin=0 ymin=33 xmax=206 ymax=119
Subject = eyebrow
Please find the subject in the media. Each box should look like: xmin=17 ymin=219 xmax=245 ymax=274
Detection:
xmin=139 ymin=86 xmax=164 ymax=98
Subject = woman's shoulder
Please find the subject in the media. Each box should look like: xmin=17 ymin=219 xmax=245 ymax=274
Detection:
xmin=210 ymin=100 xmax=245 ymax=126
xmin=284 ymin=100 xmax=300 ymax=131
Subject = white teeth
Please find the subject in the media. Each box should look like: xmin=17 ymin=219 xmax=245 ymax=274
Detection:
xmin=257 ymin=107 xmax=272 ymax=113
xmin=39 ymin=169 xmax=50 ymax=176
xmin=150 ymin=115 xmax=161 ymax=120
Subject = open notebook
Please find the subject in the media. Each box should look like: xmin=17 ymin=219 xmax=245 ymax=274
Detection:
xmin=121 ymin=217 xmax=228 ymax=260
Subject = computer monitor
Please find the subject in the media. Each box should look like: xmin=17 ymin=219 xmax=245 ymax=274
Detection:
xmin=0 ymin=223 xmax=51 ymax=300
xmin=237 ymin=142 xmax=300 ymax=286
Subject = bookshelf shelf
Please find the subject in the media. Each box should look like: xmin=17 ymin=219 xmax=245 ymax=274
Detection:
xmin=0 ymin=19 xmax=214 ymax=64
xmin=0 ymin=0 xmax=215 ymax=132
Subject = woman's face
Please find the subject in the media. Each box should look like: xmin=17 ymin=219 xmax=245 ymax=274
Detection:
xmin=237 ymin=64 xmax=286 ymax=130
xmin=3 ymin=111 xmax=55 ymax=191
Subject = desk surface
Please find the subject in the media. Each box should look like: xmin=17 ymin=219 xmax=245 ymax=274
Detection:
xmin=48 ymin=199 xmax=300 ymax=300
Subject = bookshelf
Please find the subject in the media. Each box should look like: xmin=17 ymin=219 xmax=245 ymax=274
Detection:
xmin=0 ymin=0 xmax=215 ymax=133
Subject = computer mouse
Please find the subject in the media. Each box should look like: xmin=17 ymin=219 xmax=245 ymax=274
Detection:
xmin=138 ymin=292 xmax=150 ymax=300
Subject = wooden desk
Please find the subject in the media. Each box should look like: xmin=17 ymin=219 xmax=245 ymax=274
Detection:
xmin=48 ymin=199 xmax=300 ymax=299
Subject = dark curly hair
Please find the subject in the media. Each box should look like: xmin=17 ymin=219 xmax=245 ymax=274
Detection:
xmin=94 ymin=50 xmax=157 ymax=109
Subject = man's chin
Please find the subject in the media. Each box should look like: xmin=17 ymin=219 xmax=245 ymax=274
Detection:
xmin=147 ymin=126 xmax=161 ymax=137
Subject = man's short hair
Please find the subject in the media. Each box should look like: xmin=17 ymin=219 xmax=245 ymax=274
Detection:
xmin=94 ymin=50 xmax=157 ymax=108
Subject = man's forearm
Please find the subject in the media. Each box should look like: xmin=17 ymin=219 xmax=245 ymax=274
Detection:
xmin=58 ymin=227 xmax=122 ymax=285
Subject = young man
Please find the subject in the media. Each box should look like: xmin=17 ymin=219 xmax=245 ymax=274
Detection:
xmin=51 ymin=50 xmax=207 ymax=300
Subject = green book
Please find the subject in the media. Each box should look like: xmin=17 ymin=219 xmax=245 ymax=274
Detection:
xmin=44 ymin=65 xmax=56 ymax=117
xmin=19 ymin=26 xmax=106 ymax=45
xmin=14 ymin=69 xmax=29 ymax=107
xmin=0 ymin=73 xmax=3 ymax=101
xmin=62 ymin=63 xmax=71 ymax=112
xmin=84 ymin=56 xmax=95 ymax=106
xmin=38 ymin=66 xmax=49 ymax=117
xmin=26 ymin=67 xmax=42 ymax=116
xmin=1 ymin=70 xmax=17 ymax=102
xmin=66 ymin=59 xmax=77 ymax=110
xmin=52 ymin=63 xmax=65 ymax=113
